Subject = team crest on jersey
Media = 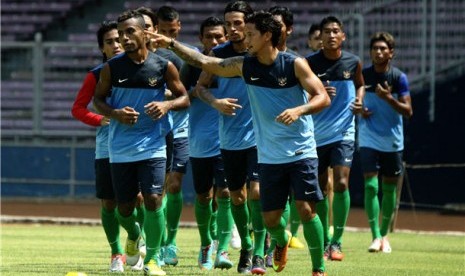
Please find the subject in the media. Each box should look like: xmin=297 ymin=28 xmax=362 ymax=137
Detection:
xmin=148 ymin=77 xmax=158 ymax=87
xmin=343 ymin=70 xmax=351 ymax=79
xmin=277 ymin=77 xmax=287 ymax=86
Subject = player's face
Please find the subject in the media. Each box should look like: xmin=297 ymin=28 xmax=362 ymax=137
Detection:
xmin=321 ymin=22 xmax=345 ymax=50
xmin=102 ymin=29 xmax=123 ymax=58
xmin=244 ymin=23 xmax=266 ymax=56
xmin=272 ymin=14 xmax=290 ymax=46
xmin=141 ymin=14 xmax=157 ymax=33
xmin=307 ymin=30 xmax=322 ymax=51
xmin=200 ymin=25 xmax=227 ymax=53
xmin=371 ymin=40 xmax=393 ymax=65
xmin=118 ymin=18 xmax=146 ymax=53
xmin=158 ymin=19 xmax=181 ymax=38
xmin=224 ymin=12 xmax=246 ymax=43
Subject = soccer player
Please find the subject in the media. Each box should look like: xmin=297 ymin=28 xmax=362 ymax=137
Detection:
xmin=179 ymin=16 xmax=232 ymax=270
xmin=93 ymin=10 xmax=189 ymax=276
xmin=307 ymin=24 xmax=322 ymax=53
xmin=360 ymin=32 xmax=413 ymax=253
xmin=147 ymin=10 xmax=331 ymax=276
xmin=305 ymin=16 xmax=365 ymax=261
xmin=71 ymin=20 xmax=130 ymax=273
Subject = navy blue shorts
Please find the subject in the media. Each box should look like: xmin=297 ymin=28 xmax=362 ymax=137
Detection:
xmin=190 ymin=154 xmax=228 ymax=194
xmin=221 ymin=146 xmax=259 ymax=191
xmin=95 ymin=158 xmax=115 ymax=200
xmin=165 ymin=131 xmax=174 ymax=173
xmin=111 ymin=158 xmax=166 ymax=203
xmin=316 ymin=140 xmax=355 ymax=175
xmin=168 ymin=137 xmax=189 ymax=174
xmin=259 ymin=158 xmax=323 ymax=212
xmin=360 ymin=147 xmax=404 ymax=177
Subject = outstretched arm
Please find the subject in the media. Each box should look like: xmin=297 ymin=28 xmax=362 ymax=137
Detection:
xmin=146 ymin=31 xmax=243 ymax=78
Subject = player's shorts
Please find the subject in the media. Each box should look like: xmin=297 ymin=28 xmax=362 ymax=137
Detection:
xmin=221 ymin=146 xmax=259 ymax=192
xmin=111 ymin=158 xmax=166 ymax=203
xmin=190 ymin=154 xmax=228 ymax=194
xmin=259 ymin=158 xmax=323 ymax=212
xmin=95 ymin=158 xmax=115 ymax=200
xmin=165 ymin=131 xmax=174 ymax=173
xmin=316 ymin=140 xmax=355 ymax=175
xmin=168 ymin=137 xmax=189 ymax=174
xmin=360 ymin=147 xmax=404 ymax=177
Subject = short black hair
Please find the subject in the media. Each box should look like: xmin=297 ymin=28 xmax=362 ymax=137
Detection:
xmin=370 ymin=31 xmax=395 ymax=50
xmin=268 ymin=6 xmax=294 ymax=28
xmin=96 ymin=20 xmax=118 ymax=62
xmin=117 ymin=10 xmax=145 ymax=29
xmin=319 ymin=15 xmax=343 ymax=31
xmin=200 ymin=16 xmax=226 ymax=36
xmin=308 ymin=23 xmax=320 ymax=37
xmin=224 ymin=1 xmax=253 ymax=17
xmin=135 ymin=6 xmax=157 ymax=27
xmin=245 ymin=11 xmax=281 ymax=47
xmin=156 ymin=5 xmax=179 ymax=22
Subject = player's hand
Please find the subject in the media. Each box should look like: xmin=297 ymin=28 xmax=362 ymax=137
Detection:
xmin=100 ymin=116 xmax=110 ymax=126
xmin=375 ymin=81 xmax=393 ymax=101
xmin=350 ymin=97 xmax=363 ymax=114
xmin=361 ymin=107 xmax=373 ymax=118
xmin=144 ymin=30 xmax=171 ymax=48
xmin=212 ymin=98 xmax=242 ymax=116
xmin=144 ymin=101 xmax=170 ymax=120
xmin=112 ymin=106 xmax=139 ymax=125
xmin=276 ymin=107 xmax=300 ymax=125
xmin=324 ymin=80 xmax=336 ymax=99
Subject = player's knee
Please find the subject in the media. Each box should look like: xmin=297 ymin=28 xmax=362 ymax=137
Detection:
xmin=364 ymin=177 xmax=378 ymax=195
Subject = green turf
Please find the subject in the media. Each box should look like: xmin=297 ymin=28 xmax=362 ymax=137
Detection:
xmin=1 ymin=224 xmax=464 ymax=275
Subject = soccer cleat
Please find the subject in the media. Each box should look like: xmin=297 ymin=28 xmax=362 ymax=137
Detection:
xmin=368 ymin=238 xmax=382 ymax=253
xmin=312 ymin=269 xmax=328 ymax=276
xmin=272 ymin=230 xmax=291 ymax=272
xmin=215 ymin=251 xmax=233 ymax=270
xmin=289 ymin=236 xmax=305 ymax=249
xmin=251 ymin=255 xmax=266 ymax=275
xmin=163 ymin=245 xmax=179 ymax=266
xmin=157 ymin=247 xmax=165 ymax=267
xmin=323 ymin=244 xmax=331 ymax=261
xmin=143 ymin=259 xmax=166 ymax=276
xmin=139 ymin=237 xmax=147 ymax=258
xmin=237 ymin=249 xmax=252 ymax=274
xmin=109 ymin=254 xmax=125 ymax=273
xmin=198 ymin=244 xmax=214 ymax=271
xmin=130 ymin=255 xmax=144 ymax=271
xmin=329 ymin=243 xmax=344 ymax=261
xmin=264 ymin=253 xmax=273 ymax=268
xmin=381 ymin=236 xmax=392 ymax=253
xmin=125 ymin=235 xmax=142 ymax=266
xmin=230 ymin=224 xmax=241 ymax=250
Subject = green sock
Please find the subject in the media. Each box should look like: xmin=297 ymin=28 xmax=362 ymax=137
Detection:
xmin=231 ymin=202 xmax=253 ymax=250
xmin=267 ymin=216 xmax=288 ymax=247
xmin=144 ymin=207 xmax=165 ymax=263
xmin=166 ymin=191 xmax=183 ymax=246
xmin=161 ymin=195 xmax=168 ymax=246
xmin=290 ymin=199 xmax=301 ymax=237
xmin=210 ymin=209 xmax=218 ymax=241
xmin=249 ymin=199 xmax=266 ymax=257
xmin=195 ymin=199 xmax=212 ymax=246
xmin=282 ymin=200 xmax=290 ymax=223
xmin=331 ymin=190 xmax=350 ymax=244
xmin=302 ymin=215 xmax=325 ymax=272
xmin=364 ymin=176 xmax=381 ymax=239
xmin=380 ymin=183 xmax=397 ymax=237
xmin=116 ymin=208 xmax=140 ymax=241
xmin=216 ymin=197 xmax=233 ymax=253
xmin=101 ymin=207 xmax=123 ymax=255
xmin=267 ymin=238 xmax=277 ymax=256
xmin=266 ymin=201 xmax=290 ymax=253
xmin=316 ymin=196 xmax=330 ymax=244
xmin=136 ymin=204 xmax=146 ymax=241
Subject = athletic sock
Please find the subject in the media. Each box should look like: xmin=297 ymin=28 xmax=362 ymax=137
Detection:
xmin=144 ymin=207 xmax=165 ymax=263
xmin=136 ymin=204 xmax=146 ymax=241
xmin=290 ymin=198 xmax=301 ymax=237
xmin=165 ymin=191 xmax=183 ymax=246
xmin=249 ymin=199 xmax=266 ymax=257
xmin=316 ymin=196 xmax=330 ymax=244
xmin=267 ymin=216 xmax=288 ymax=247
xmin=210 ymin=209 xmax=218 ymax=241
xmin=161 ymin=195 xmax=168 ymax=247
xmin=116 ymin=208 xmax=140 ymax=241
xmin=364 ymin=176 xmax=381 ymax=239
xmin=231 ymin=202 xmax=253 ymax=250
xmin=302 ymin=215 xmax=325 ymax=272
xmin=380 ymin=182 xmax=397 ymax=237
xmin=101 ymin=207 xmax=123 ymax=255
xmin=216 ymin=197 xmax=233 ymax=253
xmin=195 ymin=198 xmax=212 ymax=246
xmin=331 ymin=190 xmax=350 ymax=244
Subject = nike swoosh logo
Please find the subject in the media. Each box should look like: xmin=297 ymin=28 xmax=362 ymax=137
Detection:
xmin=305 ymin=191 xmax=316 ymax=195
xmin=364 ymin=85 xmax=372 ymax=89
xmin=118 ymin=78 xmax=128 ymax=83
xmin=317 ymin=73 xmax=326 ymax=77
xmin=176 ymin=163 xmax=185 ymax=167
xmin=250 ymin=77 xmax=259 ymax=81
xmin=344 ymin=158 xmax=352 ymax=162
xmin=394 ymin=170 xmax=402 ymax=175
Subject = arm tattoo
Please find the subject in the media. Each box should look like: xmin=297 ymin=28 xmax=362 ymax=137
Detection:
xmin=172 ymin=47 xmax=205 ymax=68
xmin=219 ymin=57 xmax=243 ymax=69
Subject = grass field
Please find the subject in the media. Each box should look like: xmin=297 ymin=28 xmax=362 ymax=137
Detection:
xmin=1 ymin=224 xmax=464 ymax=276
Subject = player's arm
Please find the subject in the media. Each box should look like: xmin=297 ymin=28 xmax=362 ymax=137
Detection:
xmin=144 ymin=62 xmax=190 ymax=120
xmin=352 ymin=61 xmax=365 ymax=114
xmin=375 ymin=74 xmax=413 ymax=118
xmin=146 ymin=31 xmax=243 ymax=77
xmin=276 ymin=58 xmax=330 ymax=125
xmin=71 ymin=72 xmax=106 ymax=127
xmin=93 ymin=63 xmax=139 ymax=125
